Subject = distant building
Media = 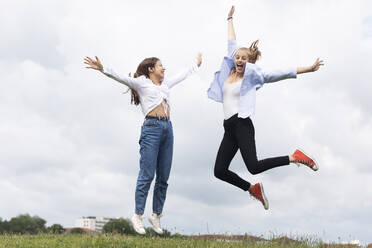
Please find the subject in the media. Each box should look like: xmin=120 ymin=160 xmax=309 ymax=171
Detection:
xmin=75 ymin=216 xmax=115 ymax=233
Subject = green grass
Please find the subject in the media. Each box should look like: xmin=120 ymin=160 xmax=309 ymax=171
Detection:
xmin=0 ymin=234 xmax=331 ymax=248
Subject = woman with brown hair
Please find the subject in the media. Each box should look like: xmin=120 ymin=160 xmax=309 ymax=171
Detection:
xmin=84 ymin=54 xmax=202 ymax=234
xmin=208 ymin=6 xmax=324 ymax=210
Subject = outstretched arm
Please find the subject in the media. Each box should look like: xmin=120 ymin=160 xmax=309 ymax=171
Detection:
xmin=84 ymin=56 xmax=140 ymax=89
xmin=84 ymin=56 xmax=103 ymax=72
xmin=263 ymin=58 xmax=324 ymax=84
xmin=166 ymin=53 xmax=202 ymax=89
xmin=297 ymin=58 xmax=324 ymax=74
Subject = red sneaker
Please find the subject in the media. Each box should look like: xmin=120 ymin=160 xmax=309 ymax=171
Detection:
xmin=292 ymin=149 xmax=318 ymax=171
xmin=249 ymin=183 xmax=269 ymax=210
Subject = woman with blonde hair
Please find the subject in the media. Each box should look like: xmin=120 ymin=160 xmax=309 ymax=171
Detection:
xmin=85 ymin=53 xmax=202 ymax=234
xmin=208 ymin=6 xmax=323 ymax=210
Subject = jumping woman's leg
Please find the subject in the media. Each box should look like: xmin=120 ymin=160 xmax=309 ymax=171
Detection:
xmin=135 ymin=118 xmax=162 ymax=215
xmin=214 ymin=115 xmax=251 ymax=191
xmin=236 ymin=117 xmax=289 ymax=175
xmin=153 ymin=120 xmax=174 ymax=215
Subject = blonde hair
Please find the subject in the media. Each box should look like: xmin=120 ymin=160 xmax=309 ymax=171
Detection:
xmin=237 ymin=40 xmax=261 ymax=64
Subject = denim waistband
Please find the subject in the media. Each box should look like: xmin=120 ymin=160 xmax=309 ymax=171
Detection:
xmin=145 ymin=116 xmax=170 ymax=121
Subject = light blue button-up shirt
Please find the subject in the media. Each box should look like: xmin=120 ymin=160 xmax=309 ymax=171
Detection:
xmin=208 ymin=40 xmax=297 ymax=118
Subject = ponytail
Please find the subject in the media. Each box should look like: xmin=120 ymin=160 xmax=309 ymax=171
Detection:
xmin=247 ymin=40 xmax=261 ymax=63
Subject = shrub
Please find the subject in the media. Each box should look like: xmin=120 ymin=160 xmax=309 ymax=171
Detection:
xmin=48 ymin=224 xmax=65 ymax=234
xmin=70 ymin=228 xmax=85 ymax=234
xmin=102 ymin=218 xmax=136 ymax=235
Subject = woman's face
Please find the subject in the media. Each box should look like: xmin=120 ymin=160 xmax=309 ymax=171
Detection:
xmin=150 ymin=60 xmax=166 ymax=81
xmin=234 ymin=49 xmax=249 ymax=74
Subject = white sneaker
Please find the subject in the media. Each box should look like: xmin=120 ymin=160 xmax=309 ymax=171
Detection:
xmin=148 ymin=213 xmax=163 ymax=234
xmin=131 ymin=214 xmax=146 ymax=235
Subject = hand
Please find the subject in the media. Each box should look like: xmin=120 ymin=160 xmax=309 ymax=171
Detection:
xmin=196 ymin=53 xmax=202 ymax=67
xmin=228 ymin=6 xmax=235 ymax=19
xmin=84 ymin=56 xmax=103 ymax=71
xmin=310 ymin=58 xmax=324 ymax=72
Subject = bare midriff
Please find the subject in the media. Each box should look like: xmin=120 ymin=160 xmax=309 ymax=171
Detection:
xmin=146 ymin=100 xmax=170 ymax=117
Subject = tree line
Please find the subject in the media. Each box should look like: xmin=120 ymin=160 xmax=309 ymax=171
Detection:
xmin=0 ymin=214 xmax=172 ymax=237
xmin=0 ymin=214 xmax=71 ymax=234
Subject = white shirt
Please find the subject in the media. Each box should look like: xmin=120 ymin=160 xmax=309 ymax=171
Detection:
xmin=222 ymin=80 xmax=242 ymax=119
xmin=102 ymin=63 xmax=198 ymax=116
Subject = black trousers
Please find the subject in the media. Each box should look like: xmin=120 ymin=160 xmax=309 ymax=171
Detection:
xmin=214 ymin=114 xmax=290 ymax=191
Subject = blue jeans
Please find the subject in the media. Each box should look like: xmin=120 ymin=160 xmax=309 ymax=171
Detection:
xmin=135 ymin=118 xmax=174 ymax=215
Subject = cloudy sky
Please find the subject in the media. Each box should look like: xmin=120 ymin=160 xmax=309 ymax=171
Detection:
xmin=1 ymin=0 xmax=372 ymax=244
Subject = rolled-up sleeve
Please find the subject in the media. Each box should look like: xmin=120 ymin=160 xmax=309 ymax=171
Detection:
xmin=227 ymin=40 xmax=238 ymax=58
xmin=262 ymin=68 xmax=297 ymax=84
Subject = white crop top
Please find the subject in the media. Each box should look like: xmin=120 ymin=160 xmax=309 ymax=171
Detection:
xmin=102 ymin=63 xmax=198 ymax=116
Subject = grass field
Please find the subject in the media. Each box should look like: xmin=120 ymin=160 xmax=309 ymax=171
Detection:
xmin=0 ymin=233 xmax=339 ymax=248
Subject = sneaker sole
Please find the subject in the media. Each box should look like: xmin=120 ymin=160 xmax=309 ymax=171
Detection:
xmin=296 ymin=148 xmax=319 ymax=171
xmin=147 ymin=217 xmax=164 ymax=235
xmin=259 ymin=183 xmax=269 ymax=210
xmin=131 ymin=217 xmax=146 ymax=235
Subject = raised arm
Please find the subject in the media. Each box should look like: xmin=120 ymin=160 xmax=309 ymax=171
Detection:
xmin=297 ymin=58 xmax=324 ymax=74
xmin=227 ymin=6 xmax=236 ymax=41
xmin=84 ymin=56 xmax=140 ymax=89
xmin=165 ymin=53 xmax=202 ymax=89
xmin=227 ymin=6 xmax=238 ymax=58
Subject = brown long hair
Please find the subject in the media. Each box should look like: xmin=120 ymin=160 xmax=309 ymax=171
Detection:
xmin=129 ymin=57 xmax=159 ymax=105
xmin=248 ymin=40 xmax=261 ymax=63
